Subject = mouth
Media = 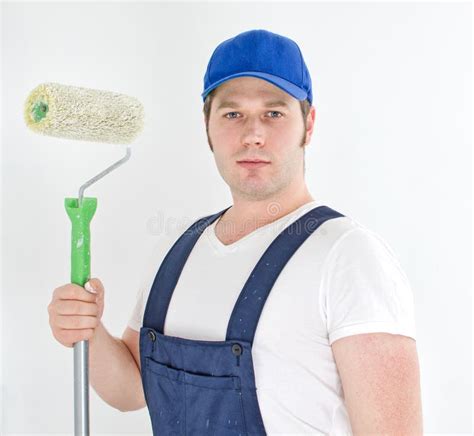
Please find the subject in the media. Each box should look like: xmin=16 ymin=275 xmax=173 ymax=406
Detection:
xmin=237 ymin=160 xmax=271 ymax=169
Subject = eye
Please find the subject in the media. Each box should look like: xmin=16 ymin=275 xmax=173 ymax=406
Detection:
xmin=267 ymin=111 xmax=283 ymax=118
xmin=224 ymin=111 xmax=240 ymax=119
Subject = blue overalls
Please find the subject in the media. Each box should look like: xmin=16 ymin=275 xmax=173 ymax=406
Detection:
xmin=139 ymin=204 xmax=344 ymax=435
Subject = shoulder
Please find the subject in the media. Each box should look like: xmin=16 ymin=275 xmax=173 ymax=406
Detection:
xmin=146 ymin=207 xmax=222 ymax=257
xmin=317 ymin=212 xmax=411 ymax=297
xmin=316 ymin=209 xmax=401 ymax=267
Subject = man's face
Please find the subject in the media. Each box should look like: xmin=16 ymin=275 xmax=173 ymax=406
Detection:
xmin=205 ymin=77 xmax=312 ymax=202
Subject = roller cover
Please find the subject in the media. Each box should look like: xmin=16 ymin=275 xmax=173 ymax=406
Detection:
xmin=24 ymin=82 xmax=144 ymax=144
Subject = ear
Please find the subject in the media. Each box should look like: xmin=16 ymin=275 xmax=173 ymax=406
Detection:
xmin=304 ymin=106 xmax=316 ymax=145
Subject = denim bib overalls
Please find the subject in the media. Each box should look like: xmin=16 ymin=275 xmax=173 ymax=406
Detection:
xmin=139 ymin=204 xmax=344 ymax=435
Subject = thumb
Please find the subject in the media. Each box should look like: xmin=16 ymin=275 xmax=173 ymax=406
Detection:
xmin=84 ymin=278 xmax=104 ymax=296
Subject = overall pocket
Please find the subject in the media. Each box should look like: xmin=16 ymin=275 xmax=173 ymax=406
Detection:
xmin=145 ymin=357 xmax=247 ymax=435
xmin=144 ymin=357 xmax=185 ymax=434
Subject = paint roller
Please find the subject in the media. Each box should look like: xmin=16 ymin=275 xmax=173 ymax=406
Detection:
xmin=24 ymin=82 xmax=145 ymax=435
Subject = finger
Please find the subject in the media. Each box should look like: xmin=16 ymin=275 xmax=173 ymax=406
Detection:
xmin=57 ymin=328 xmax=95 ymax=346
xmin=55 ymin=314 xmax=99 ymax=330
xmin=54 ymin=284 xmax=97 ymax=303
xmin=55 ymin=300 xmax=99 ymax=316
xmin=85 ymin=278 xmax=104 ymax=297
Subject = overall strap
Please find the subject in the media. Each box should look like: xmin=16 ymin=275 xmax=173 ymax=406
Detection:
xmin=225 ymin=205 xmax=344 ymax=345
xmin=143 ymin=206 xmax=231 ymax=333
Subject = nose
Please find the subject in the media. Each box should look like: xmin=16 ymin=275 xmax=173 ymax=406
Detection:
xmin=241 ymin=118 xmax=265 ymax=147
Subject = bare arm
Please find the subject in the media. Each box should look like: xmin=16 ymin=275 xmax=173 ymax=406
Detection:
xmin=89 ymin=322 xmax=145 ymax=412
xmin=331 ymin=332 xmax=423 ymax=436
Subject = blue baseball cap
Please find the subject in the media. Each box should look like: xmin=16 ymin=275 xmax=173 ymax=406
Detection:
xmin=201 ymin=29 xmax=313 ymax=105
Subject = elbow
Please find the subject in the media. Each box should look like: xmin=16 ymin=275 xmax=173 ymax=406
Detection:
xmin=118 ymin=400 xmax=147 ymax=413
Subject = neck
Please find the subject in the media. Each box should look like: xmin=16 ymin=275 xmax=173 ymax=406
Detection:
xmin=222 ymin=183 xmax=315 ymax=230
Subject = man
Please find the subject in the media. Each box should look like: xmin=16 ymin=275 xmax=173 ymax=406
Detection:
xmin=48 ymin=29 xmax=423 ymax=435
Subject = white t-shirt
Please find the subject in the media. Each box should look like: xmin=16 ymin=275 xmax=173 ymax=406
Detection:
xmin=128 ymin=200 xmax=417 ymax=435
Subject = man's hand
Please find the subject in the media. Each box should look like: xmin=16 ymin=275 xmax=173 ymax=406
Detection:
xmin=48 ymin=278 xmax=105 ymax=348
xmin=331 ymin=332 xmax=423 ymax=436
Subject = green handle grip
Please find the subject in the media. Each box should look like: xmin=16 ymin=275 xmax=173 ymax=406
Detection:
xmin=65 ymin=197 xmax=97 ymax=286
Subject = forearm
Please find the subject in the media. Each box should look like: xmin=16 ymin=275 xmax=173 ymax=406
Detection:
xmin=89 ymin=322 xmax=145 ymax=412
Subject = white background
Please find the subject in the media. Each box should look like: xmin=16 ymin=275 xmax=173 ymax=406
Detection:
xmin=1 ymin=1 xmax=472 ymax=435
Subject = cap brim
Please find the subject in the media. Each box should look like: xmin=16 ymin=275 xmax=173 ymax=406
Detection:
xmin=201 ymin=71 xmax=308 ymax=102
